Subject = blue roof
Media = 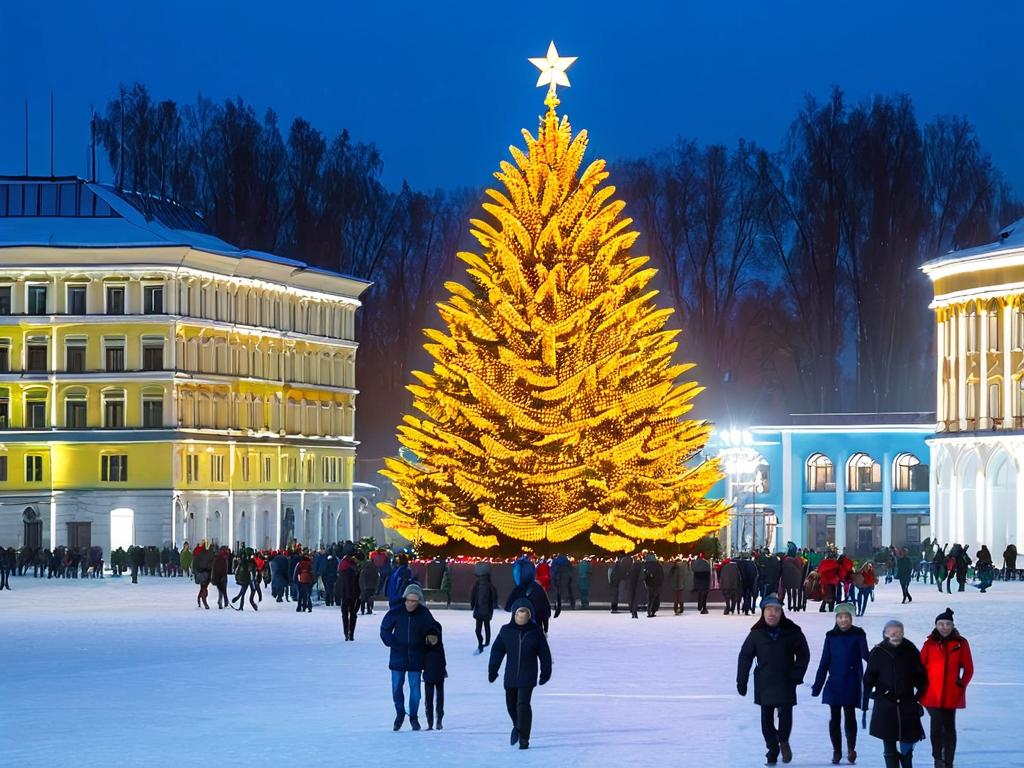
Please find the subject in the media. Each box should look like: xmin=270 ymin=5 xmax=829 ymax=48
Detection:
xmin=0 ymin=176 xmax=365 ymax=284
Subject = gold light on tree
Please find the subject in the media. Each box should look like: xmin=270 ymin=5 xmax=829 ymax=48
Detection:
xmin=379 ymin=43 xmax=728 ymax=553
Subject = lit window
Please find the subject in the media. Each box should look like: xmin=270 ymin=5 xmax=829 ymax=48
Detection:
xmin=847 ymin=453 xmax=881 ymax=492
xmin=806 ymin=453 xmax=834 ymax=491
xmin=893 ymin=453 xmax=928 ymax=492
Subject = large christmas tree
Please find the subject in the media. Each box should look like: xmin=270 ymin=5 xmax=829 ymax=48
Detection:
xmin=379 ymin=44 xmax=728 ymax=553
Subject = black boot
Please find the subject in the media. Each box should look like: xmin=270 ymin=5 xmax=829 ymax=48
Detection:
xmin=436 ymin=714 xmax=443 ymax=730
xmin=780 ymin=742 xmax=792 ymax=764
xmin=410 ymin=716 xmax=421 ymax=731
xmin=393 ymin=714 xmax=405 ymax=731
xmin=510 ymin=727 xmax=519 ymax=746
xmin=426 ymin=715 xmax=433 ymax=731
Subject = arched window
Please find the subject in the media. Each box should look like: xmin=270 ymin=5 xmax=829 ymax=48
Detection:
xmin=806 ymin=453 xmax=834 ymax=491
xmin=893 ymin=453 xmax=929 ymax=492
xmin=847 ymin=452 xmax=880 ymax=492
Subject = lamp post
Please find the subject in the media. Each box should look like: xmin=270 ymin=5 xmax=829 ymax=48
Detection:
xmin=719 ymin=428 xmax=761 ymax=556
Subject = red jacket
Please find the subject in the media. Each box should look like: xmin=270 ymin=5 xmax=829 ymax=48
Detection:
xmin=859 ymin=565 xmax=877 ymax=588
xmin=837 ymin=556 xmax=854 ymax=583
xmin=920 ymin=631 xmax=974 ymax=709
xmin=536 ymin=562 xmax=551 ymax=591
xmin=818 ymin=558 xmax=840 ymax=586
xmin=295 ymin=557 xmax=314 ymax=584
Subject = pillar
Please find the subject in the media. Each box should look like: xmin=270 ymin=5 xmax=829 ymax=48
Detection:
xmin=957 ymin=308 xmax=967 ymax=430
xmin=782 ymin=431 xmax=795 ymax=547
xmin=936 ymin=312 xmax=946 ymax=425
xmin=835 ymin=453 xmax=847 ymax=552
xmin=979 ymin=307 xmax=989 ymax=428
xmin=882 ymin=451 xmax=893 ymax=547
xmin=1004 ymin=302 xmax=1014 ymax=428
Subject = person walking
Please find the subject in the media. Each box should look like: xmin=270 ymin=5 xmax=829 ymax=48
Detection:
xmin=692 ymin=553 xmax=711 ymax=615
xmin=423 ymin=625 xmax=448 ymax=730
xmin=192 ymin=542 xmax=213 ymax=609
xmin=719 ymin=558 xmax=741 ymax=615
xmin=781 ymin=553 xmax=805 ymax=612
xmin=577 ymin=556 xmax=591 ymax=609
xmin=920 ymin=608 xmax=973 ymax=768
xmin=231 ymin=551 xmax=254 ymax=611
xmin=862 ymin=620 xmax=927 ymax=768
xmin=1002 ymin=543 xmax=1018 ymax=580
xmin=504 ymin=560 xmax=551 ymax=633
xmin=359 ymin=554 xmax=379 ymax=614
xmin=211 ymin=546 xmax=230 ymax=609
xmin=294 ymin=550 xmax=314 ymax=612
xmin=896 ymin=548 xmax=914 ymax=604
xmin=642 ymin=552 xmax=664 ymax=617
xmin=736 ymin=595 xmax=811 ymax=765
xmin=336 ymin=553 xmax=361 ymax=641
xmin=669 ymin=556 xmax=692 ymax=614
xmin=856 ymin=562 xmax=877 ymax=616
xmin=488 ymin=598 xmax=552 ymax=751
xmin=551 ymin=554 xmax=575 ymax=617
xmin=811 ymin=603 xmax=870 ymax=764
xmin=609 ymin=552 xmax=632 ymax=613
xmin=470 ymin=561 xmax=499 ymax=654
xmin=380 ymin=584 xmax=437 ymax=731
xmin=974 ymin=545 xmax=994 ymax=593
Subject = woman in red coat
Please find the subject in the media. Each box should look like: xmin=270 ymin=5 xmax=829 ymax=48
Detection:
xmin=817 ymin=556 xmax=840 ymax=613
xmin=920 ymin=607 xmax=974 ymax=768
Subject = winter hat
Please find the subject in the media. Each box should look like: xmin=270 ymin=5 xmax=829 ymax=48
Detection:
xmin=474 ymin=561 xmax=492 ymax=576
xmin=935 ymin=607 xmax=955 ymax=624
xmin=760 ymin=594 xmax=784 ymax=611
xmin=402 ymin=583 xmax=425 ymax=603
xmin=834 ymin=602 xmax=855 ymax=617
xmin=882 ymin=619 xmax=904 ymax=638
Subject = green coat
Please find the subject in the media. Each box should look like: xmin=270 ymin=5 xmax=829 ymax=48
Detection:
xmin=180 ymin=548 xmax=193 ymax=570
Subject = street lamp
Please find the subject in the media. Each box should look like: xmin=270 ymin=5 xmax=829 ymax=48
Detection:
xmin=718 ymin=428 xmax=763 ymax=554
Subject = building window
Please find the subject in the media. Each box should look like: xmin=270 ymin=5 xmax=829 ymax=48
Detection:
xmin=211 ymin=454 xmax=225 ymax=482
xmin=26 ymin=343 xmax=48 ymax=372
xmin=27 ymin=285 xmax=47 ymax=315
xmin=25 ymin=455 xmax=43 ymax=482
xmin=0 ymin=455 xmax=6 ymax=480
xmin=261 ymin=455 xmax=272 ymax=482
xmin=66 ymin=343 xmax=86 ymax=373
xmin=142 ymin=396 xmax=163 ymax=428
xmin=185 ymin=454 xmax=199 ymax=483
xmin=105 ymin=286 xmax=125 ymax=315
xmin=241 ymin=454 xmax=250 ymax=482
xmin=0 ymin=343 xmax=8 ymax=372
xmin=66 ymin=285 xmax=87 ymax=314
xmin=989 ymin=382 xmax=1002 ymax=420
xmin=893 ymin=453 xmax=928 ymax=492
xmin=806 ymin=453 xmax=835 ymax=491
xmin=143 ymin=285 xmax=164 ymax=315
xmin=65 ymin=397 xmax=87 ymax=428
xmin=847 ymin=452 xmax=881 ymax=492
xmin=105 ymin=343 xmax=125 ymax=372
xmin=103 ymin=393 xmax=125 ymax=428
xmin=0 ymin=396 xmax=8 ymax=428
xmin=988 ymin=310 xmax=1000 ymax=351
xmin=966 ymin=310 xmax=977 ymax=353
xmin=142 ymin=343 xmax=164 ymax=371
xmin=26 ymin=397 xmax=47 ymax=428
xmin=101 ymin=454 xmax=128 ymax=482
xmin=0 ymin=286 xmax=10 ymax=315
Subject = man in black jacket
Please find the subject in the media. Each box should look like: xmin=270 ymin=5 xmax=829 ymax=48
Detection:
xmin=609 ymin=552 xmax=632 ymax=613
xmin=737 ymin=594 xmax=811 ymax=765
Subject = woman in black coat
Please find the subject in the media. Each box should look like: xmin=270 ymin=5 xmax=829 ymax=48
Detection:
xmin=488 ymin=598 xmax=552 ymax=751
xmin=861 ymin=619 xmax=928 ymax=768
xmin=335 ymin=554 xmax=361 ymax=641
xmin=737 ymin=595 xmax=810 ymax=765
xmin=470 ymin=562 xmax=499 ymax=654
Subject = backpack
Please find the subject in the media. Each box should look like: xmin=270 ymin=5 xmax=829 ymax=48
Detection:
xmin=946 ymin=556 xmax=956 ymax=573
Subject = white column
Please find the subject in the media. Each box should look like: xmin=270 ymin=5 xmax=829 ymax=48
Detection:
xmin=782 ymin=431 xmax=795 ymax=547
xmin=882 ymin=451 xmax=893 ymax=547
xmin=835 ymin=453 xmax=847 ymax=553
xmin=1004 ymin=303 xmax=1014 ymax=428
xmin=936 ymin=314 xmax=946 ymax=425
xmin=929 ymin=443 xmax=940 ymax=545
xmin=957 ymin=309 xmax=968 ymax=430
xmin=227 ymin=490 xmax=234 ymax=549
xmin=725 ymin=473 xmax=734 ymax=555
xmin=275 ymin=488 xmax=283 ymax=549
xmin=979 ymin=308 xmax=989 ymax=429
xmin=976 ymin=459 xmax=987 ymax=548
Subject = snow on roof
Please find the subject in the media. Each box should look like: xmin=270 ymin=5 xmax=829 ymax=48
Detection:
xmin=0 ymin=176 xmax=367 ymax=287
xmin=922 ymin=216 xmax=1024 ymax=273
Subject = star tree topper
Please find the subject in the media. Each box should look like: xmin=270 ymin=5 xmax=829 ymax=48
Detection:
xmin=529 ymin=41 xmax=576 ymax=108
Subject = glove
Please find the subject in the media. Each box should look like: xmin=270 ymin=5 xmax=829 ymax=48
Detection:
xmin=488 ymin=671 xmax=498 ymax=683
xmin=539 ymin=673 xmax=550 ymax=686
xmin=811 ymin=686 xmax=821 ymax=697
xmin=956 ymin=679 xmax=964 ymax=688
xmin=736 ymin=682 xmax=747 ymax=697
xmin=861 ymin=709 xmax=868 ymax=729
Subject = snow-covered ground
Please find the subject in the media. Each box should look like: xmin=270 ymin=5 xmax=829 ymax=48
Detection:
xmin=1 ymin=574 xmax=1021 ymax=767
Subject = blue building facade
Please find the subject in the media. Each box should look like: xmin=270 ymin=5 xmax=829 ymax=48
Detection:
xmin=709 ymin=418 xmax=933 ymax=558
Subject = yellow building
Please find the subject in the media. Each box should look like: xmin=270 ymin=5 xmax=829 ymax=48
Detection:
xmin=923 ymin=218 xmax=1024 ymax=556
xmin=0 ymin=176 xmax=370 ymax=552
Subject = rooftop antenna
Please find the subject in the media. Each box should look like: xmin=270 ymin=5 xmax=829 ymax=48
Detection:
xmin=50 ymin=90 xmax=55 ymax=178
xmin=24 ymin=99 xmax=29 ymax=175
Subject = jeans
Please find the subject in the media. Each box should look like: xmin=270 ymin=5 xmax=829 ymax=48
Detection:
xmin=505 ymin=686 xmax=534 ymax=742
xmin=760 ymin=704 xmax=793 ymax=752
xmin=391 ymin=670 xmax=421 ymax=717
xmin=858 ymin=587 xmax=873 ymax=614
xmin=928 ymin=707 xmax=957 ymax=766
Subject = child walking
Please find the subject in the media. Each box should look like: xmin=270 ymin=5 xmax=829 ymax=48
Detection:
xmin=424 ymin=625 xmax=448 ymax=730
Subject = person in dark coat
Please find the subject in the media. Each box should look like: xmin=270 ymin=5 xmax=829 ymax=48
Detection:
xmin=504 ymin=560 xmax=551 ymax=633
xmin=270 ymin=551 xmax=290 ymax=602
xmin=322 ymin=552 xmax=338 ymax=607
xmin=920 ymin=608 xmax=974 ymax=768
xmin=577 ymin=557 xmax=592 ymax=609
xmin=336 ymin=554 xmax=361 ymax=641
xmin=551 ymin=554 xmax=575 ymax=616
xmin=293 ymin=552 xmax=314 ymax=612
xmin=423 ymin=625 xmax=448 ymax=731
xmin=230 ymin=552 xmax=255 ymax=611
xmin=974 ymin=545 xmax=994 ymax=592
xmin=211 ymin=546 xmax=230 ymax=609
xmin=129 ymin=544 xmax=145 ymax=584
xmin=642 ymin=552 xmax=664 ymax=617
xmin=719 ymin=559 xmax=741 ymax=615
xmin=862 ymin=619 xmax=927 ymax=768
xmin=627 ymin=552 xmax=646 ymax=618
xmin=692 ymin=553 xmax=712 ymax=614
xmin=781 ymin=555 xmax=805 ymax=611
xmin=386 ymin=553 xmax=415 ymax=609
xmin=191 ymin=543 xmax=213 ymax=609
xmin=932 ymin=545 xmax=947 ymax=591
xmin=758 ymin=550 xmax=783 ymax=599
xmin=488 ymin=598 xmax=553 ymax=751
xmin=1002 ymin=543 xmax=1018 ymax=580
xmin=380 ymin=583 xmax=437 ymax=731
xmin=896 ymin=548 xmax=914 ymax=603
xmin=609 ymin=552 xmax=632 ymax=613
xmin=359 ymin=556 xmax=379 ymax=614
xmin=470 ymin=561 xmax=500 ymax=654
xmin=811 ymin=602 xmax=870 ymax=764
xmin=736 ymin=594 xmax=811 ymax=766
xmin=737 ymin=555 xmax=759 ymax=615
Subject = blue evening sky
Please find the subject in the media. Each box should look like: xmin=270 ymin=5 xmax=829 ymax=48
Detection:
xmin=1 ymin=1 xmax=1021 ymax=194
